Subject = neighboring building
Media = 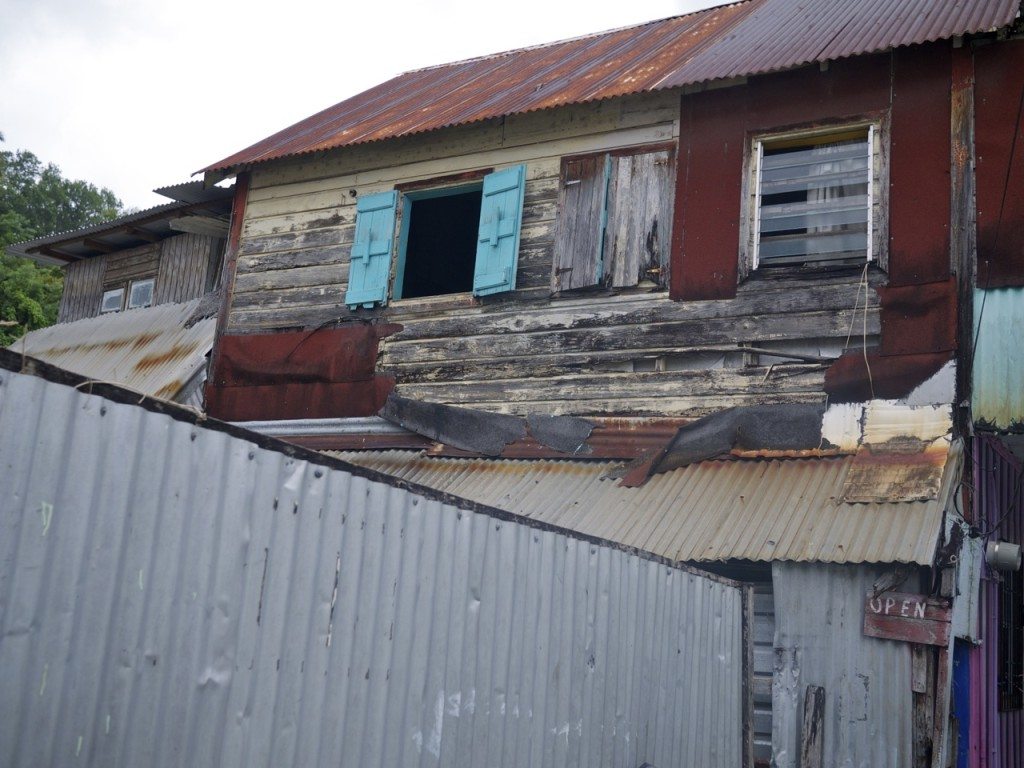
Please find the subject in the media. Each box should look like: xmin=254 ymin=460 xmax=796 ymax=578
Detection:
xmin=5 ymin=182 xmax=234 ymax=403
xmin=191 ymin=1 xmax=1024 ymax=766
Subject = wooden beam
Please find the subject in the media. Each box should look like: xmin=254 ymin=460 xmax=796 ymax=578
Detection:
xmin=799 ymin=685 xmax=825 ymax=768
xmin=127 ymin=226 xmax=161 ymax=243
xmin=37 ymin=246 xmax=76 ymax=261
xmin=82 ymin=238 xmax=117 ymax=253
xmin=169 ymin=216 xmax=230 ymax=238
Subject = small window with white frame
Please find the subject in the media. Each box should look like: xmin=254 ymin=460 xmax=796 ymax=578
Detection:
xmin=745 ymin=124 xmax=883 ymax=272
xmin=101 ymin=288 xmax=124 ymax=313
xmin=127 ymin=278 xmax=155 ymax=309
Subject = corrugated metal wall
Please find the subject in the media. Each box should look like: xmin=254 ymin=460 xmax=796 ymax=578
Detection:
xmin=0 ymin=366 xmax=744 ymax=768
xmin=973 ymin=287 xmax=1024 ymax=430
xmin=971 ymin=435 xmax=1024 ymax=768
xmin=772 ymin=562 xmax=914 ymax=768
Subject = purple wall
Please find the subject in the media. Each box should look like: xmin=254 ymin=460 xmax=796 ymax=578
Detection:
xmin=970 ymin=435 xmax=1024 ymax=768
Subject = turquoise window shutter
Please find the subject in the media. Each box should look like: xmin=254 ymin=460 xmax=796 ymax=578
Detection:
xmin=345 ymin=190 xmax=398 ymax=309
xmin=473 ymin=165 xmax=525 ymax=296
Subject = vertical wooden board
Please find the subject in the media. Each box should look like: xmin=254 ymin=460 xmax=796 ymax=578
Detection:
xmin=552 ymin=156 xmax=605 ymax=291
xmin=155 ymin=234 xmax=218 ymax=305
xmin=606 ymin=150 xmax=674 ymax=288
xmin=799 ymin=685 xmax=825 ymax=768
xmin=57 ymin=256 xmax=106 ymax=323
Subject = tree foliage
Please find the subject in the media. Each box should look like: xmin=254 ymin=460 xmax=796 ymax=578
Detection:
xmin=1 ymin=137 xmax=124 ymax=345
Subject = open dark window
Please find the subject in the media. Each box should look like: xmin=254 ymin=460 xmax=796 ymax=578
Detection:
xmin=345 ymin=165 xmax=526 ymax=309
xmin=552 ymin=146 xmax=675 ymax=292
xmin=395 ymin=186 xmax=482 ymax=299
xmin=752 ymin=127 xmax=875 ymax=269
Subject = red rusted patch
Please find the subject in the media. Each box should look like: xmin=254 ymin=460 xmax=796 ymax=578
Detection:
xmin=888 ymin=43 xmax=952 ymax=286
xmin=208 ymin=378 xmax=395 ymax=422
xmin=206 ymin=324 xmax=401 ymax=420
xmin=824 ymin=351 xmax=951 ymax=403
xmin=975 ymin=39 xmax=1024 ymax=289
xmin=877 ymin=278 xmax=957 ymax=356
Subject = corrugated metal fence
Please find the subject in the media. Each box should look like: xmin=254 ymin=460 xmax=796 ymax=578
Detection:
xmin=0 ymin=364 xmax=743 ymax=767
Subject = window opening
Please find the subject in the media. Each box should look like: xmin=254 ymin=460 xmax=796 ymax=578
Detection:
xmin=754 ymin=127 xmax=873 ymax=268
xmin=396 ymin=186 xmax=483 ymax=299
xmin=127 ymin=278 xmax=155 ymax=309
xmin=101 ymin=288 xmax=124 ymax=313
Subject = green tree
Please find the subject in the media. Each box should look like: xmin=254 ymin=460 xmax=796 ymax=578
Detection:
xmin=0 ymin=135 xmax=124 ymax=345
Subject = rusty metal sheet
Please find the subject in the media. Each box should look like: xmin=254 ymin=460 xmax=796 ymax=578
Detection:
xmin=332 ymin=441 xmax=962 ymax=565
xmin=204 ymin=0 xmax=1020 ymax=173
xmin=841 ymin=437 xmax=951 ymax=502
xmin=7 ymin=298 xmax=215 ymax=402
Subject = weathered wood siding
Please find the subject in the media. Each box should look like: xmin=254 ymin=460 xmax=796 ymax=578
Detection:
xmin=102 ymin=243 xmax=160 ymax=289
xmin=154 ymin=233 xmax=224 ymax=304
xmin=229 ymin=92 xmax=680 ymax=332
xmin=57 ymin=257 xmax=106 ymax=323
xmin=227 ymin=91 xmax=882 ymax=417
xmin=55 ymin=234 xmax=223 ymax=324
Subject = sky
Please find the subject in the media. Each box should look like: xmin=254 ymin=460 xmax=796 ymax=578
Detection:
xmin=1 ymin=0 xmax=719 ymax=211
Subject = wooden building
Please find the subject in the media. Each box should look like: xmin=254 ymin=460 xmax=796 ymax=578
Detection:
xmin=189 ymin=1 xmax=1022 ymax=766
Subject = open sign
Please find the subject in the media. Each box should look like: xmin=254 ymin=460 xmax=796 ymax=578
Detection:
xmin=863 ymin=591 xmax=951 ymax=646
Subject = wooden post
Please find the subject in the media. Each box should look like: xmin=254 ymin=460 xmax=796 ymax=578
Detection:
xmin=799 ymin=685 xmax=825 ymax=768
xmin=742 ymin=585 xmax=755 ymax=768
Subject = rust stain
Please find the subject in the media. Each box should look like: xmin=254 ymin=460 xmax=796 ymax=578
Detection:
xmin=133 ymin=344 xmax=191 ymax=373
xmin=153 ymin=379 xmax=185 ymax=400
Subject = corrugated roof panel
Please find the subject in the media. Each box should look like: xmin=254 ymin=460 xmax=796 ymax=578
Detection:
xmin=7 ymin=298 xmax=216 ymax=401
xmin=333 ymin=447 xmax=959 ymax=565
xmin=205 ymin=0 xmax=1021 ymax=171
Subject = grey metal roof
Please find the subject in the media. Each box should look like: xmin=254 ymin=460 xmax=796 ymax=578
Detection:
xmin=7 ymin=298 xmax=216 ymax=402
xmin=6 ymin=185 xmax=234 ymax=265
xmin=332 ymin=445 xmax=960 ymax=565
xmin=205 ymin=0 xmax=1021 ymax=172
xmin=0 ymin=358 xmax=744 ymax=767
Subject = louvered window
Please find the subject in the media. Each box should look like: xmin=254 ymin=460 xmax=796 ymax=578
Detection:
xmin=753 ymin=127 xmax=875 ymax=268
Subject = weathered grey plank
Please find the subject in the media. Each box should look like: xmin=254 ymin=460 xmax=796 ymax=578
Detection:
xmin=384 ymin=281 xmax=878 ymax=343
xmin=233 ymin=263 xmax=347 ymax=294
xmin=605 ymin=149 xmax=674 ymax=287
xmin=57 ymin=256 xmax=105 ymax=323
xmin=239 ymin=245 xmax=348 ymax=274
xmin=392 ymin=365 xmax=825 ymax=406
xmin=553 ymin=155 xmax=607 ymax=290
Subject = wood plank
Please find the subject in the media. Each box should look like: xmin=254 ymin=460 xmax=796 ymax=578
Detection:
xmin=380 ymin=309 xmax=878 ymax=365
xmin=390 ymin=365 xmax=826 ymax=405
xmin=607 ymin=149 xmax=675 ymax=287
xmin=553 ymin=155 xmax=606 ymax=290
xmin=238 ymin=245 xmax=348 ymax=274
xmin=232 ymin=263 xmax=346 ymax=294
xmin=799 ymin=685 xmax=825 ymax=768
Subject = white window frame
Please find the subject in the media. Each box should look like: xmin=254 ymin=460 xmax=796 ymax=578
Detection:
xmin=127 ymin=278 xmax=155 ymax=309
xmin=741 ymin=120 xmax=887 ymax=276
xmin=101 ymin=288 xmax=124 ymax=314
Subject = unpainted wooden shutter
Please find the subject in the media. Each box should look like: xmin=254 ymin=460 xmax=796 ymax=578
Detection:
xmin=604 ymin=149 xmax=675 ymax=287
xmin=473 ymin=165 xmax=525 ymax=297
xmin=345 ymin=190 xmax=398 ymax=309
xmin=551 ymin=155 xmax=611 ymax=291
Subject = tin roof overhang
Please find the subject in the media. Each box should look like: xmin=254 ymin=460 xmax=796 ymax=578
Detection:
xmin=203 ymin=0 xmax=1021 ymax=175
xmin=331 ymin=441 xmax=961 ymax=565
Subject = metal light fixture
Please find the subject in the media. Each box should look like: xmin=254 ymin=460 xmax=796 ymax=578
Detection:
xmin=986 ymin=540 xmax=1022 ymax=571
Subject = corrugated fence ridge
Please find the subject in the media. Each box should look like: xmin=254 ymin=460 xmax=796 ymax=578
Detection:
xmin=0 ymin=367 xmax=742 ymax=767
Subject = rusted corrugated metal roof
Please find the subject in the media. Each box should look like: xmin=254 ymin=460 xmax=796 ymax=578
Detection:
xmin=332 ymin=443 xmax=961 ymax=564
xmin=205 ymin=0 xmax=1020 ymax=172
xmin=7 ymin=298 xmax=216 ymax=402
